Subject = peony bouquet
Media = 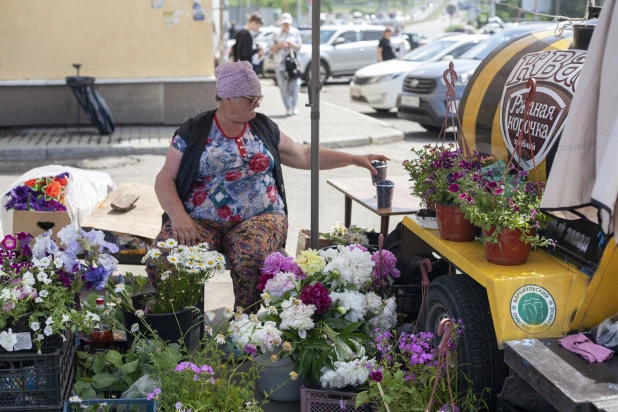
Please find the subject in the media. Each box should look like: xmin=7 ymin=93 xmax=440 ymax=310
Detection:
xmin=240 ymin=245 xmax=400 ymax=386
xmin=0 ymin=225 xmax=119 ymax=352
xmin=4 ymin=173 xmax=69 ymax=212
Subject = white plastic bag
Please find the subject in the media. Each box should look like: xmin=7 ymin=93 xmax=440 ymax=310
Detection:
xmin=591 ymin=312 xmax=618 ymax=351
xmin=0 ymin=165 xmax=115 ymax=237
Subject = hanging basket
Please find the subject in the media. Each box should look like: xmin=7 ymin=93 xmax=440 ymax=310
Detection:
xmin=483 ymin=227 xmax=534 ymax=266
xmin=435 ymin=203 xmax=477 ymax=242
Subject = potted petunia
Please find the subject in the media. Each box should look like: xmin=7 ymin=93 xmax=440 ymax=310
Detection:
xmin=106 ymin=239 xmax=226 ymax=347
xmin=244 ymin=246 xmax=400 ymax=401
xmin=404 ymin=144 xmax=492 ymax=241
xmin=457 ymin=163 xmax=555 ymax=266
xmin=353 ymin=322 xmax=487 ymax=411
xmin=0 ymin=225 xmax=118 ymax=353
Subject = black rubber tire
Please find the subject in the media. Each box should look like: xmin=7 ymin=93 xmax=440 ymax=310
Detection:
xmin=374 ymin=108 xmax=392 ymax=114
xmin=422 ymin=274 xmax=509 ymax=410
xmin=304 ymin=60 xmax=329 ymax=85
xmin=421 ymin=124 xmax=442 ymax=133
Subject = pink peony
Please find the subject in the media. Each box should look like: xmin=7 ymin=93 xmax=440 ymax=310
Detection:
xmin=372 ymin=250 xmax=400 ymax=280
xmin=264 ymin=272 xmax=296 ymax=297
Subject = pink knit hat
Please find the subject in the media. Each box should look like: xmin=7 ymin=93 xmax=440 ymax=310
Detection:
xmin=215 ymin=61 xmax=262 ymax=98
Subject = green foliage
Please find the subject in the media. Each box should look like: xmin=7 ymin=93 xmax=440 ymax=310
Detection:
xmin=74 ymin=344 xmax=153 ymax=399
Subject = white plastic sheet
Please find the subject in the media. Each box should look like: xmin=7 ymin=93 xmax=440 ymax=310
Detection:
xmin=0 ymin=165 xmax=116 ymax=237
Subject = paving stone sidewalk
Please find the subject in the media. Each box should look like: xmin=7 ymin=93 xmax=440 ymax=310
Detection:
xmin=0 ymin=81 xmax=403 ymax=161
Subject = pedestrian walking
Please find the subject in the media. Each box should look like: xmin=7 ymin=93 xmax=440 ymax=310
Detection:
xmin=377 ymin=28 xmax=396 ymax=62
xmin=152 ymin=61 xmax=388 ymax=311
xmin=232 ymin=13 xmax=264 ymax=71
xmin=269 ymin=13 xmax=302 ymax=116
xmin=229 ymin=21 xmax=238 ymax=38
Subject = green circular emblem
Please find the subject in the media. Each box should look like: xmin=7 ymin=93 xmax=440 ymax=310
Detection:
xmin=510 ymin=285 xmax=556 ymax=333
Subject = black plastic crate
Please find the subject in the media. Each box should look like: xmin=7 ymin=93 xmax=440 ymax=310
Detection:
xmin=392 ymin=284 xmax=423 ymax=315
xmin=0 ymin=334 xmax=75 ymax=411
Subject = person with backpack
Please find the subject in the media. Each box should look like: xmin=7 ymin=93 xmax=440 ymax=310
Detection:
xmin=232 ymin=13 xmax=264 ymax=69
xmin=269 ymin=13 xmax=302 ymax=116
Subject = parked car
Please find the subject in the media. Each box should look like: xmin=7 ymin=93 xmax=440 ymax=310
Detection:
xmin=350 ymin=34 xmax=487 ymax=112
xmin=292 ymin=25 xmax=411 ymax=84
xmin=401 ymin=31 xmax=428 ymax=50
xmin=396 ymin=25 xmax=555 ymax=131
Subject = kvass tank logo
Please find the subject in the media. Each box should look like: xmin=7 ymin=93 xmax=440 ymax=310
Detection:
xmin=500 ymin=50 xmax=586 ymax=170
xmin=510 ymin=285 xmax=556 ymax=333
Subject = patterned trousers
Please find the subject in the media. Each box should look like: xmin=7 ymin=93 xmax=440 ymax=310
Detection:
xmin=148 ymin=212 xmax=288 ymax=312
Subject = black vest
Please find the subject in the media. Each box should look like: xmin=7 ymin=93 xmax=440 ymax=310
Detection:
xmin=162 ymin=110 xmax=288 ymax=224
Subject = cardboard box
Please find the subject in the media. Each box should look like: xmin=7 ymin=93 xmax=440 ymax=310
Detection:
xmin=12 ymin=210 xmax=72 ymax=243
xmin=82 ymin=183 xmax=164 ymax=264
xmin=296 ymin=229 xmax=335 ymax=257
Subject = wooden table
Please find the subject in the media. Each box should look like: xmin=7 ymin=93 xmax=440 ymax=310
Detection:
xmin=327 ymin=175 xmax=421 ymax=236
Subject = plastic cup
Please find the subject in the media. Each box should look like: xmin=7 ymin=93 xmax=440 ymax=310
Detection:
xmin=371 ymin=161 xmax=388 ymax=185
xmin=376 ymin=180 xmax=395 ymax=208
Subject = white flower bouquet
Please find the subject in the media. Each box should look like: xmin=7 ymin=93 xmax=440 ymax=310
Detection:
xmin=231 ymin=245 xmax=400 ymax=387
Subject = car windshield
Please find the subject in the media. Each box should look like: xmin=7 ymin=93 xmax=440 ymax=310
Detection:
xmin=303 ymin=30 xmax=337 ymax=45
xmin=403 ymin=40 xmax=457 ymax=61
xmin=460 ymin=31 xmax=523 ymax=60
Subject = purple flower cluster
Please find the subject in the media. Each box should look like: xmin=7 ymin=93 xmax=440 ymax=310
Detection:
xmin=299 ymin=282 xmax=332 ymax=315
xmin=375 ymin=329 xmax=394 ymax=356
xmin=371 ymin=250 xmax=400 ymax=280
xmin=147 ymin=388 xmax=161 ymax=401
xmin=399 ymin=332 xmax=435 ymax=365
xmin=174 ymin=361 xmax=215 ymax=382
xmin=0 ymin=233 xmax=34 ymax=274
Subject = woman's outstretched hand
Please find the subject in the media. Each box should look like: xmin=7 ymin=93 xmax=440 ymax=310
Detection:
xmin=354 ymin=154 xmax=391 ymax=174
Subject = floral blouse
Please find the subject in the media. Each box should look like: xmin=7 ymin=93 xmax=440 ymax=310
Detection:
xmin=171 ymin=116 xmax=285 ymax=222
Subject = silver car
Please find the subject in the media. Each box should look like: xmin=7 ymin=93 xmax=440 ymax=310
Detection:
xmin=265 ymin=25 xmax=410 ymax=84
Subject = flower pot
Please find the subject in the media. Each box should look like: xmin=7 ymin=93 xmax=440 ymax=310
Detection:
xmin=483 ymin=227 xmax=533 ymax=266
xmin=435 ymin=203 xmax=477 ymax=242
xmin=256 ymin=351 xmax=303 ymax=402
xmin=121 ymin=294 xmax=197 ymax=348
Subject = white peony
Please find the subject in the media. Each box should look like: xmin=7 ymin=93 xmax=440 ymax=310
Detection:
xmin=320 ymin=367 xmax=347 ymax=389
xmin=324 ymin=247 xmax=375 ymax=290
xmin=336 ymin=356 xmax=376 ymax=386
xmin=369 ymin=296 xmax=397 ymax=331
xmin=264 ymin=272 xmax=297 ymax=297
xmin=319 ymin=247 xmax=339 ymax=262
xmin=330 ymin=290 xmax=367 ymax=323
xmin=0 ymin=329 xmax=17 ymax=351
xmin=364 ymin=292 xmax=384 ymax=315
xmin=229 ymin=314 xmax=256 ymax=348
xmin=254 ymin=321 xmax=283 ymax=353
xmin=279 ymin=298 xmax=316 ymax=339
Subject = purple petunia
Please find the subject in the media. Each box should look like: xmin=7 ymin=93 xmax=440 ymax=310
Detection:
xmin=84 ymin=266 xmax=112 ymax=290
xmin=448 ymin=184 xmax=460 ymax=193
xmin=370 ymin=370 xmax=383 ymax=382
xmin=1 ymin=235 xmax=16 ymax=251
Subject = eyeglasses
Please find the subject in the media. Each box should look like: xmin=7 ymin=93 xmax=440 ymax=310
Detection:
xmin=242 ymin=95 xmax=264 ymax=106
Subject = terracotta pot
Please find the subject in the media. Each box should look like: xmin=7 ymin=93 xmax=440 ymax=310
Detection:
xmin=483 ymin=227 xmax=534 ymax=266
xmin=435 ymin=203 xmax=477 ymax=242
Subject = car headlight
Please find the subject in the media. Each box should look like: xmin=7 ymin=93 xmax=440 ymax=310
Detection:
xmin=440 ymin=72 xmax=471 ymax=87
xmin=368 ymin=73 xmax=404 ymax=84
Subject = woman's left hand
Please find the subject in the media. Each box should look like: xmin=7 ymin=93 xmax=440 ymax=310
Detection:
xmin=354 ymin=154 xmax=391 ymax=174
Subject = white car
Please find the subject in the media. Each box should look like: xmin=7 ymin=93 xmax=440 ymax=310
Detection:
xmin=350 ymin=34 xmax=487 ymax=112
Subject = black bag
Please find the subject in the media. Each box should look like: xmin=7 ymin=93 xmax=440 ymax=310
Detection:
xmin=285 ymin=49 xmax=301 ymax=80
